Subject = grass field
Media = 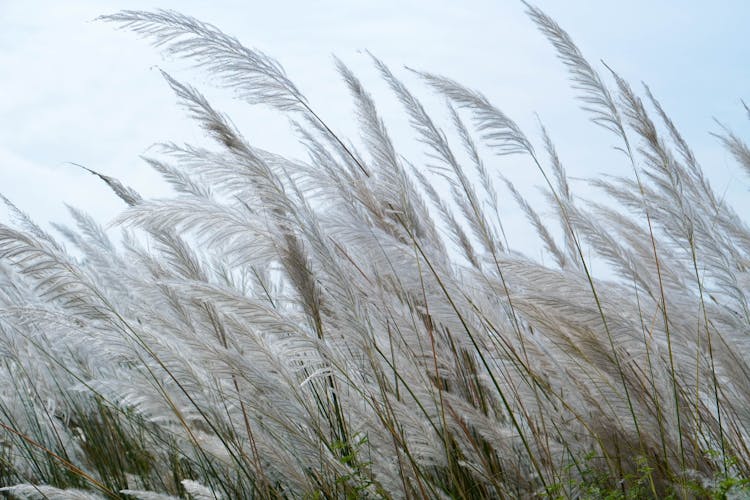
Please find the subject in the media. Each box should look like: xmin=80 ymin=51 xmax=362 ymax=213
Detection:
xmin=1 ymin=4 xmax=749 ymax=498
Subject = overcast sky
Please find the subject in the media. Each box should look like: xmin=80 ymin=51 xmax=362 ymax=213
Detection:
xmin=1 ymin=1 xmax=749 ymax=255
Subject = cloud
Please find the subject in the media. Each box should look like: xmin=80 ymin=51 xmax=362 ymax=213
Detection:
xmin=1 ymin=1 xmax=748 ymax=251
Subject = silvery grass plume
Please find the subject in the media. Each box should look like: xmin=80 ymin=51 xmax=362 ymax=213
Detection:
xmin=0 ymin=4 xmax=749 ymax=499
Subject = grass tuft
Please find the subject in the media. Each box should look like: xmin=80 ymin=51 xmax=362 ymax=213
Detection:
xmin=1 ymin=4 xmax=749 ymax=499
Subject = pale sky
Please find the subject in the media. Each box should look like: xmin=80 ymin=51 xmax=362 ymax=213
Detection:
xmin=1 ymin=1 xmax=748 ymax=255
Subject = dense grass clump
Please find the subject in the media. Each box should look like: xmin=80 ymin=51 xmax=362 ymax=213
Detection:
xmin=2 ymin=4 xmax=750 ymax=499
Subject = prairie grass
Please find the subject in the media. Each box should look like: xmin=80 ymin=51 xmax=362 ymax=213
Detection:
xmin=1 ymin=4 xmax=750 ymax=499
